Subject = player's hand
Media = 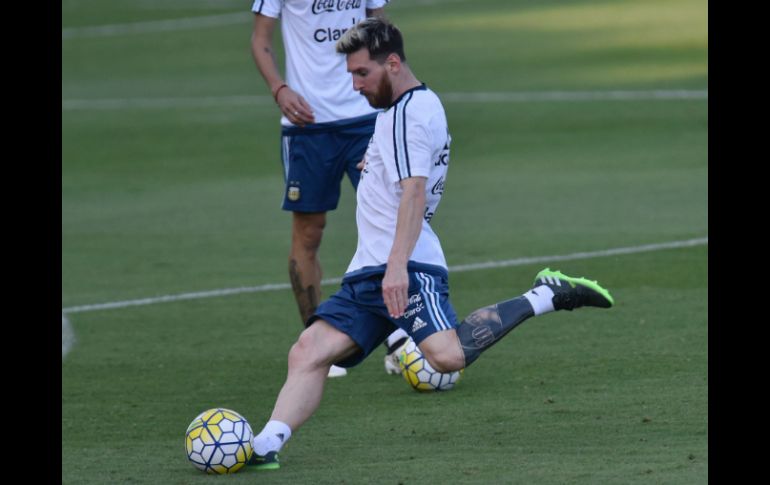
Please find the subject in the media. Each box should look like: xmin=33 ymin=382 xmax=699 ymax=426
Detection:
xmin=356 ymin=158 xmax=365 ymax=170
xmin=276 ymin=87 xmax=315 ymax=127
xmin=382 ymin=265 xmax=409 ymax=318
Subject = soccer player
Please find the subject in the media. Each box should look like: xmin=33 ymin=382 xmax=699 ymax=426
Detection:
xmin=248 ymin=18 xmax=614 ymax=469
xmin=250 ymin=0 xmax=409 ymax=379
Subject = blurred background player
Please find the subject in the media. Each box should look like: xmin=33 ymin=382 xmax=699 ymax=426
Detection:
xmin=247 ymin=17 xmax=614 ymax=469
xmin=250 ymin=0 xmax=408 ymax=378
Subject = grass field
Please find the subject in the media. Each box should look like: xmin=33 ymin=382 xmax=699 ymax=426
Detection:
xmin=62 ymin=0 xmax=708 ymax=483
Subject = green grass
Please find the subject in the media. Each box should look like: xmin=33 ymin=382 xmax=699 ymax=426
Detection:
xmin=62 ymin=249 xmax=707 ymax=484
xmin=62 ymin=0 xmax=707 ymax=483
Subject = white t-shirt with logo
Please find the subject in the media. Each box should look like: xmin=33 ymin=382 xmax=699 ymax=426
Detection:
xmin=346 ymin=85 xmax=451 ymax=276
xmin=252 ymin=0 xmax=389 ymax=125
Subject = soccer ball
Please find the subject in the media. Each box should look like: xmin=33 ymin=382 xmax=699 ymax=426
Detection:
xmin=398 ymin=338 xmax=463 ymax=392
xmin=184 ymin=408 xmax=253 ymax=474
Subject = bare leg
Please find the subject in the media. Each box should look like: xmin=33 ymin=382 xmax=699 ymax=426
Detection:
xmin=418 ymin=329 xmax=466 ymax=373
xmin=417 ymin=299 xmax=535 ymax=373
xmin=418 ymin=299 xmax=537 ymax=373
xmin=289 ymin=212 xmax=326 ymax=325
xmin=270 ymin=320 xmax=360 ymax=429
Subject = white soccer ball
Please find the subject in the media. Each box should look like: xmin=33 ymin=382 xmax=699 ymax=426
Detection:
xmin=184 ymin=408 xmax=253 ymax=474
xmin=398 ymin=338 xmax=463 ymax=392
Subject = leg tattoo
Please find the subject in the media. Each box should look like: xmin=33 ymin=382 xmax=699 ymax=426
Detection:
xmin=289 ymin=259 xmax=320 ymax=326
xmin=456 ymin=296 xmax=535 ymax=367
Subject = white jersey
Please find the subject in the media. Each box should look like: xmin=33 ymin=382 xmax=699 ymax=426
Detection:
xmin=252 ymin=0 xmax=389 ymax=126
xmin=346 ymin=85 xmax=451 ymax=277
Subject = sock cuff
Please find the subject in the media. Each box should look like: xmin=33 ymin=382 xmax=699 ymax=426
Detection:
xmin=264 ymin=420 xmax=291 ymax=441
xmin=523 ymin=285 xmax=555 ymax=315
xmin=386 ymin=328 xmax=409 ymax=349
xmin=254 ymin=420 xmax=292 ymax=455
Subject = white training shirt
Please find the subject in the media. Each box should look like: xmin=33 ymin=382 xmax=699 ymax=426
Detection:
xmin=252 ymin=0 xmax=389 ymax=125
xmin=346 ymin=84 xmax=452 ymax=276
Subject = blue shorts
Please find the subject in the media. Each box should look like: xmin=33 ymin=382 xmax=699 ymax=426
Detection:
xmin=310 ymin=264 xmax=459 ymax=368
xmin=280 ymin=113 xmax=377 ymax=213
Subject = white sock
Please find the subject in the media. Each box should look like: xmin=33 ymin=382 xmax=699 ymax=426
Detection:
xmin=386 ymin=328 xmax=408 ymax=348
xmin=523 ymin=285 xmax=555 ymax=315
xmin=252 ymin=420 xmax=292 ymax=455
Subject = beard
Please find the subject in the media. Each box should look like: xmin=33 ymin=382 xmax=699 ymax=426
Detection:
xmin=363 ymin=74 xmax=393 ymax=109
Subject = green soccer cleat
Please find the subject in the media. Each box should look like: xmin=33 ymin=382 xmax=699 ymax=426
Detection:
xmin=247 ymin=451 xmax=280 ymax=470
xmin=533 ymin=268 xmax=614 ymax=311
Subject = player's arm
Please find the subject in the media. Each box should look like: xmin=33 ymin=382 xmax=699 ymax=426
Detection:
xmin=250 ymin=13 xmax=314 ymax=125
xmin=366 ymin=8 xmax=385 ymax=17
xmin=383 ymin=176 xmax=427 ymax=318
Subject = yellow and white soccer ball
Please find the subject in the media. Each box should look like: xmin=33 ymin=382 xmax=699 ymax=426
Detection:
xmin=398 ymin=338 xmax=463 ymax=392
xmin=184 ymin=408 xmax=253 ymax=474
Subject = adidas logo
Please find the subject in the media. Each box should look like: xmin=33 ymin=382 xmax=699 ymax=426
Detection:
xmin=411 ymin=317 xmax=427 ymax=333
xmin=540 ymin=276 xmax=562 ymax=286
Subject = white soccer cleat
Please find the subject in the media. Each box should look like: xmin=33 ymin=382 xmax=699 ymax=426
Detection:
xmin=384 ymin=353 xmax=401 ymax=375
xmin=327 ymin=364 xmax=348 ymax=378
xmin=384 ymin=338 xmax=409 ymax=375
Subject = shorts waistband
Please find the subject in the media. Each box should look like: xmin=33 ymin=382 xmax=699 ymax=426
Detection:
xmin=342 ymin=262 xmax=449 ymax=284
xmin=281 ymin=112 xmax=378 ymax=136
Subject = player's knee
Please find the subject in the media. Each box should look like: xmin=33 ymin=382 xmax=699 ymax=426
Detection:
xmin=287 ymin=330 xmax=324 ymax=371
xmin=299 ymin=222 xmax=324 ymax=247
xmin=287 ymin=340 xmax=309 ymax=371
xmin=293 ymin=215 xmax=326 ymax=251
xmin=422 ymin=347 xmax=464 ymax=373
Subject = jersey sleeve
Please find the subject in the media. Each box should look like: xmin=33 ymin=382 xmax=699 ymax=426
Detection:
xmin=252 ymin=0 xmax=282 ymax=18
xmin=385 ymin=103 xmax=439 ymax=183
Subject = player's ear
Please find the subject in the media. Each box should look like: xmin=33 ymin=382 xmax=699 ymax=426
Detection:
xmin=385 ymin=53 xmax=401 ymax=73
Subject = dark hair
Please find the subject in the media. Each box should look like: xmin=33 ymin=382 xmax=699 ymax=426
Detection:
xmin=336 ymin=17 xmax=406 ymax=63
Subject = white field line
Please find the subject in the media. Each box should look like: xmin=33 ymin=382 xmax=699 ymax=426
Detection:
xmin=62 ymin=90 xmax=707 ymax=111
xmin=62 ymin=95 xmax=273 ymax=110
xmin=440 ymin=90 xmax=708 ymax=103
xmin=62 ymin=12 xmax=249 ymax=40
xmin=62 ymin=314 xmax=76 ymax=359
xmin=62 ymin=236 xmax=707 ymax=315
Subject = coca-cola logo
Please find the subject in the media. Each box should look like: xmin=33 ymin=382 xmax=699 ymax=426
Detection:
xmin=431 ymin=177 xmax=445 ymax=195
xmin=312 ymin=0 xmax=362 ymax=14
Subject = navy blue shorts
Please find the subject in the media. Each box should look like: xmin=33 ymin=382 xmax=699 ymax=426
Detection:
xmin=310 ymin=267 xmax=459 ymax=368
xmin=280 ymin=113 xmax=377 ymax=213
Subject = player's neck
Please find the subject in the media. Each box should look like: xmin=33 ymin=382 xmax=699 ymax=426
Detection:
xmin=390 ymin=71 xmax=422 ymax=104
